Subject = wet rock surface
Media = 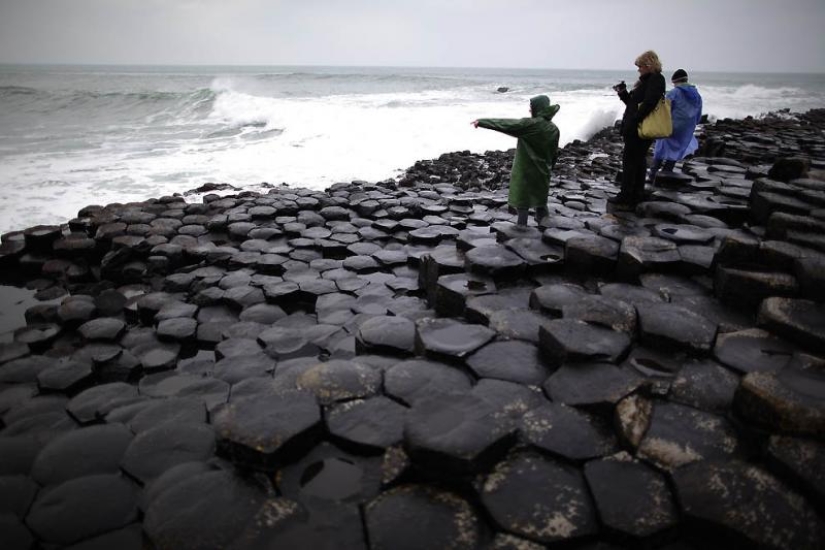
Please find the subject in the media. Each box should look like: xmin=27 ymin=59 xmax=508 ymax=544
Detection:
xmin=0 ymin=109 xmax=824 ymax=548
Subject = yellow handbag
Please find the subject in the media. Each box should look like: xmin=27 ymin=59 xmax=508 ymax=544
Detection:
xmin=638 ymin=97 xmax=672 ymax=139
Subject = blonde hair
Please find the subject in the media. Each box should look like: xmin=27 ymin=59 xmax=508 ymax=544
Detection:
xmin=635 ymin=50 xmax=662 ymax=73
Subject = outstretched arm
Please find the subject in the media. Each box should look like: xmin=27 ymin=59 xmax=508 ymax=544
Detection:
xmin=473 ymin=117 xmax=536 ymax=137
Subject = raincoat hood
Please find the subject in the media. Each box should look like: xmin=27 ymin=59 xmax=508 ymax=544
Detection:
xmin=674 ymin=84 xmax=702 ymax=108
xmin=530 ymin=95 xmax=560 ymax=119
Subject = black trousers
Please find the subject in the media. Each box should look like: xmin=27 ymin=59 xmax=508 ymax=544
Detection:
xmin=621 ymin=134 xmax=653 ymax=202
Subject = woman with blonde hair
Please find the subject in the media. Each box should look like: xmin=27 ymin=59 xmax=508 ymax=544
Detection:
xmin=609 ymin=50 xmax=666 ymax=208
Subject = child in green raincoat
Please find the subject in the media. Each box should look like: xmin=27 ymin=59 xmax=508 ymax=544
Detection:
xmin=473 ymin=95 xmax=561 ymax=227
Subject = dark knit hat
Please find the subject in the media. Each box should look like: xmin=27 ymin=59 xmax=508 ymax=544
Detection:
xmin=671 ymin=69 xmax=688 ymax=82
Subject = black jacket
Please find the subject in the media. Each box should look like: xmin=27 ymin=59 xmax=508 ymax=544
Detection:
xmin=619 ymin=72 xmax=666 ymax=140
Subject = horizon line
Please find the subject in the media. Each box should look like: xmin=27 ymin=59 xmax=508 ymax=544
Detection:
xmin=0 ymin=61 xmax=823 ymax=76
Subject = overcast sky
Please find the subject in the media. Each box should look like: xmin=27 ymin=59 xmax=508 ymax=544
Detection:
xmin=0 ymin=0 xmax=823 ymax=72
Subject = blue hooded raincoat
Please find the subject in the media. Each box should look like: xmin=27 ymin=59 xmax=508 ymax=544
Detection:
xmin=653 ymin=84 xmax=703 ymax=161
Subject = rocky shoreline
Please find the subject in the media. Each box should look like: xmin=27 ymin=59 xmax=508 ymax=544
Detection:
xmin=0 ymin=109 xmax=824 ymax=549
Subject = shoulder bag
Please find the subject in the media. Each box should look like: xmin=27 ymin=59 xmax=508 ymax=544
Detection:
xmin=638 ymin=97 xmax=672 ymax=139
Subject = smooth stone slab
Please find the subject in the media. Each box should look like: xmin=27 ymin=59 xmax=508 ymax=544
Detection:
xmin=464 ymin=287 xmax=532 ymax=324
xmin=213 ymin=352 xmax=276 ymax=384
xmin=480 ymin=450 xmax=598 ymax=544
xmin=466 ymin=340 xmax=548 ymax=385
xmin=538 ymin=319 xmax=631 ymax=365
xmin=415 ymin=318 xmax=496 ymax=362
xmin=758 ymin=297 xmax=825 ymax=354
xmin=31 ymin=424 xmax=134 ymax=486
xmin=66 ymin=382 xmax=140 ymax=424
xmin=486 ymin=308 xmax=545 ymax=343
xmin=617 ymin=236 xmax=681 ymax=279
xmin=733 ymin=365 xmax=825 ymax=438
xmin=505 ymin=238 xmax=564 ymax=273
xmin=715 ymin=266 xmax=799 ymax=310
xmin=294 ymin=359 xmax=382 ymax=405
xmin=583 ymin=452 xmax=678 ymax=538
xmin=78 ymin=318 xmax=127 ymax=341
xmin=0 ymin=475 xmax=39 ymax=519
xmin=653 ymin=223 xmax=715 ymax=244
xmin=713 ymin=328 xmax=794 ymax=374
xmin=327 ymin=396 xmax=408 ymax=451
xmin=561 ymin=295 xmax=636 ymax=334
xmin=767 ymin=435 xmax=825 ymax=507
xmin=670 ymin=359 xmax=740 ymax=413
xmin=564 ymin=235 xmax=620 ymax=277
xmin=156 ymin=318 xmax=198 ymax=342
xmin=520 ymin=403 xmax=617 ymax=461
xmin=404 ymin=392 xmax=516 ymax=473
xmin=636 ymin=302 xmax=717 ymax=353
xmin=365 ymin=485 xmax=481 ymax=550
xmin=465 ymin=245 xmax=527 ymax=279
xmin=143 ymin=469 xmax=267 ymax=550
xmin=544 ymin=362 xmax=644 ymax=407
xmin=239 ymin=303 xmax=287 ymax=324
xmin=673 ymin=460 xmax=825 ymax=549
xmin=637 ymin=402 xmax=739 ymax=471
xmin=355 ymin=315 xmax=416 ymax=356
xmin=598 ymin=282 xmax=665 ymax=305
xmin=26 ymin=473 xmax=138 ymax=546
xmin=433 ymin=273 xmax=496 ymax=317
xmin=120 ymin=423 xmax=216 ymax=484
xmin=213 ymin=390 xmax=321 ymax=468
xmin=529 ymin=283 xmax=589 ymax=316
xmin=125 ymin=397 xmax=207 ymax=433
xmin=0 ymin=355 xmax=57 ymax=384
xmin=384 ymin=359 xmax=473 ymax=406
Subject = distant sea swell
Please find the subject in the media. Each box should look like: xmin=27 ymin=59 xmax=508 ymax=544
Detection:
xmin=0 ymin=65 xmax=823 ymax=233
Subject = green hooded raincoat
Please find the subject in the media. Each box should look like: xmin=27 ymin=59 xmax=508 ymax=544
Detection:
xmin=477 ymin=95 xmax=560 ymax=208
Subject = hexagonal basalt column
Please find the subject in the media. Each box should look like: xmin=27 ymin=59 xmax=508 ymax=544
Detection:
xmin=636 ymin=401 xmax=740 ymax=471
xmin=355 ymin=315 xmax=416 ymax=356
xmin=673 ymin=460 xmax=825 ymax=549
xmin=465 ymin=244 xmax=527 ymax=281
xmin=480 ymin=450 xmax=598 ymax=544
xmin=404 ymin=392 xmax=517 ymax=473
xmin=538 ymin=319 xmax=631 ymax=366
xmin=583 ymin=452 xmax=678 ymax=539
xmin=365 ymin=485 xmax=482 ymax=550
xmin=213 ymin=390 xmax=322 ymax=469
xmin=415 ymin=318 xmax=496 ymax=364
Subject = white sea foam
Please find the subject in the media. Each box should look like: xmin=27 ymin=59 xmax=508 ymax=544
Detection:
xmin=1 ymin=66 xmax=823 ymax=233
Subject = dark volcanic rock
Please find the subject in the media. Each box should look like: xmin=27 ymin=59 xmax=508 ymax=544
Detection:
xmin=673 ymin=460 xmax=824 ymax=549
xmin=636 ymin=302 xmax=717 ymax=353
xmin=520 ymin=402 xmax=617 ymax=461
xmin=713 ymin=328 xmax=794 ymax=374
xmin=355 ymin=315 xmax=416 ymax=356
xmin=758 ymin=297 xmax=825 ymax=354
xmin=365 ymin=485 xmax=481 ymax=550
xmin=480 ymin=450 xmax=598 ymax=544
xmin=294 ymin=359 xmax=382 ymax=405
xmin=404 ymin=392 xmax=516 ymax=473
xmin=543 ymin=362 xmax=643 ymax=407
xmin=26 ymin=473 xmax=138 ymax=546
xmin=414 ymin=318 xmax=496 ymax=362
xmin=213 ymin=390 xmax=322 ymax=469
xmin=384 ymin=359 xmax=473 ymax=406
xmin=31 ymin=424 xmax=134 ymax=486
xmin=120 ymin=422 xmax=216 ymax=484
xmin=584 ymin=452 xmax=678 ymax=538
xmin=637 ymin=401 xmax=740 ymax=471
xmin=466 ymin=340 xmax=548 ymax=385
xmin=538 ymin=319 xmax=631 ymax=365
xmin=327 ymin=396 xmax=408 ymax=452
xmin=733 ymin=362 xmax=825 ymax=437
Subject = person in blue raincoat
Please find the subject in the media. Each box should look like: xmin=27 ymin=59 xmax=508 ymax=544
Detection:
xmin=649 ymin=68 xmax=703 ymax=181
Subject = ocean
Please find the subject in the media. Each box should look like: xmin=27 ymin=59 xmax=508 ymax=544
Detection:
xmin=1 ymin=64 xmax=824 ymax=234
